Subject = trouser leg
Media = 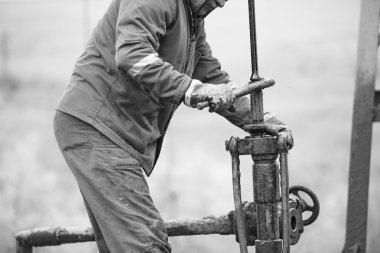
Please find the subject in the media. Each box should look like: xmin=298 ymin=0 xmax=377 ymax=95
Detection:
xmin=82 ymin=192 xmax=111 ymax=253
xmin=54 ymin=111 xmax=171 ymax=253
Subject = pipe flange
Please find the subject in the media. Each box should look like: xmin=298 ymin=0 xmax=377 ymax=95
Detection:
xmin=289 ymin=200 xmax=304 ymax=245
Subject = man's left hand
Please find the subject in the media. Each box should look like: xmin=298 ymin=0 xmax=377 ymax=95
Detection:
xmin=264 ymin=112 xmax=294 ymax=149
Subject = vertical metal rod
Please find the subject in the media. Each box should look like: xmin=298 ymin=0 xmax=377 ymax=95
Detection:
xmin=250 ymin=90 xmax=264 ymax=125
xmin=248 ymin=0 xmax=260 ymax=81
xmin=342 ymin=0 xmax=380 ymax=252
xmin=229 ymin=138 xmax=249 ymax=253
xmin=280 ymin=152 xmax=290 ymax=253
xmin=247 ymin=0 xmax=264 ymax=126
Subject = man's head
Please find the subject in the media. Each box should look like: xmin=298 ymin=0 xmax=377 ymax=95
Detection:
xmin=188 ymin=0 xmax=227 ymax=20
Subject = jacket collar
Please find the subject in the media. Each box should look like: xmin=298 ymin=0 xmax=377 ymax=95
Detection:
xmin=187 ymin=0 xmax=218 ymax=20
xmin=188 ymin=0 xmax=205 ymax=13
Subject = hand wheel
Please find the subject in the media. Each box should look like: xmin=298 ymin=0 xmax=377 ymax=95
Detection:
xmin=289 ymin=185 xmax=320 ymax=226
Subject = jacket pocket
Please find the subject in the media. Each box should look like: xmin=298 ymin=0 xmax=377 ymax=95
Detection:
xmin=104 ymin=70 xmax=161 ymax=153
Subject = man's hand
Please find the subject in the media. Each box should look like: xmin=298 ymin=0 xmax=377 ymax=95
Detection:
xmin=264 ymin=112 xmax=294 ymax=149
xmin=278 ymin=127 xmax=294 ymax=150
xmin=184 ymin=80 xmax=236 ymax=112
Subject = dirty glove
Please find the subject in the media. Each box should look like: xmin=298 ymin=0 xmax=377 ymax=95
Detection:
xmin=264 ymin=112 xmax=294 ymax=150
xmin=184 ymin=80 xmax=236 ymax=112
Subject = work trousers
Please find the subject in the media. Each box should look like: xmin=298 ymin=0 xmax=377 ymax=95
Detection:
xmin=54 ymin=111 xmax=171 ymax=253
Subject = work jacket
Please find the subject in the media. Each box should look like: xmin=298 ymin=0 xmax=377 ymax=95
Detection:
xmin=57 ymin=0 xmax=252 ymax=175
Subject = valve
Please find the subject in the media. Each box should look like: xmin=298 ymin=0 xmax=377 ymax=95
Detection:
xmin=289 ymin=185 xmax=320 ymax=226
xmin=287 ymin=197 xmax=304 ymax=245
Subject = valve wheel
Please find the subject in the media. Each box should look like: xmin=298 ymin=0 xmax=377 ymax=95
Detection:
xmin=289 ymin=185 xmax=320 ymax=226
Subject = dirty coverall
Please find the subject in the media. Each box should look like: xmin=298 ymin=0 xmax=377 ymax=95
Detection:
xmin=54 ymin=0 xmax=292 ymax=252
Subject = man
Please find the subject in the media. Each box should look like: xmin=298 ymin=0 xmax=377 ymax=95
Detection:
xmin=54 ymin=0 xmax=293 ymax=252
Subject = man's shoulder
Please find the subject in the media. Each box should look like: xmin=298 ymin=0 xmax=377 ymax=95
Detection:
xmin=120 ymin=0 xmax=178 ymax=10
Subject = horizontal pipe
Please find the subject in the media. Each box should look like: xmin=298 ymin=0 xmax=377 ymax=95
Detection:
xmin=196 ymin=79 xmax=275 ymax=110
xmin=234 ymin=78 xmax=274 ymax=98
xmin=15 ymin=212 xmax=241 ymax=248
xmin=166 ymin=214 xmax=233 ymax=236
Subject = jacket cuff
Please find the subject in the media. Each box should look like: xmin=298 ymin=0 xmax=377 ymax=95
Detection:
xmin=184 ymin=79 xmax=203 ymax=107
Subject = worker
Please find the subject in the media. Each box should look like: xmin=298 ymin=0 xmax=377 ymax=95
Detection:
xmin=53 ymin=0 xmax=293 ymax=252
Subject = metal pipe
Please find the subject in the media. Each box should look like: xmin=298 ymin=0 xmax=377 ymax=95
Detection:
xmin=280 ymin=152 xmax=290 ymax=253
xmin=195 ymin=79 xmax=275 ymax=111
xmin=248 ymin=0 xmax=260 ymax=81
xmin=15 ymin=214 xmax=239 ymax=249
xmin=229 ymin=137 xmax=249 ymax=253
xmin=234 ymin=79 xmax=274 ymax=98
xmin=247 ymin=0 xmax=264 ymax=126
xmin=250 ymin=90 xmax=264 ymax=125
xmin=252 ymin=154 xmax=282 ymax=253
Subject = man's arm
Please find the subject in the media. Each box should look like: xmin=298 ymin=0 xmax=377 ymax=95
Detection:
xmin=115 ymin=0 xmax=191 ymax=104
xmin=189 ymin=21 xmax=252 ymax=125
xmin=191 ymin=21 xmax=230 ymax=84
xmin=190 ymin=22 xmax=293 ymax=148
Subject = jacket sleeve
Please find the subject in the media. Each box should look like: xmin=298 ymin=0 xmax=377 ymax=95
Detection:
xmin=191 ymin=21 xmax=231 ymax=84
xmin=218 ymin=96 xmax=290 ymax=133
xmin=215 ymin=96 xmax=250 ymax=128
xmin=190 ymin=22 xmax=252 ymax=127
xmin=115 ymin=0 xmax=192 ymax=104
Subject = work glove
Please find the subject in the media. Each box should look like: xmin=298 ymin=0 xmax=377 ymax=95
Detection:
xmin=184 ymin=80 xmax=236 ymax=112
xmin=264 ymin=112 xmax=294 ymax=150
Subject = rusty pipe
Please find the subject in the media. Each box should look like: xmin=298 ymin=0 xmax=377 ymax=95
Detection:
xmin=279 ymin=152 xmax=290 ymax=253
xmin=228 ymin=137 xmax=249 ymax=253
xmin=196 ymin=78 xmax=275 ymax=110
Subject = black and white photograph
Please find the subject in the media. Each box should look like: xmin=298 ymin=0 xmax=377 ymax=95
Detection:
xmin=0 ymin=0 xmax=379 ymax=252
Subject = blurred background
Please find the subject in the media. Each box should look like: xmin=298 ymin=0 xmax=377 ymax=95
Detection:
xmin=0 ymin=0 xmax=379 ymax=252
